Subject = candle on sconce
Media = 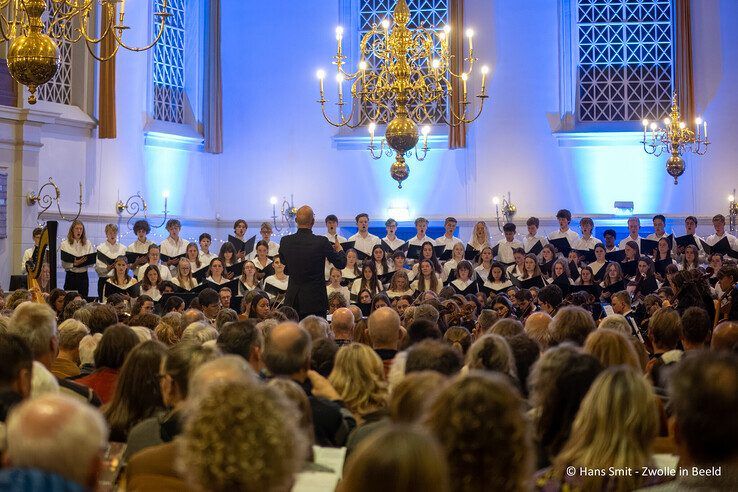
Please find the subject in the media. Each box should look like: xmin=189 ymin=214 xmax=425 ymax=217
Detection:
xmin=461 ymin=72 xmax=468 ymax=101
xmin=642 ymin=119 xmax=648 ymax=142
xmin=466 ymin=28 xmax=474 ymax=52
xmin=649 ymin=122 xmax=657 ymax=141
xmin=695 ymin=117 xmax=703 ymax=138
xmin=336 ymin=73 xmax=344 ymax=100
xmin=368 ymin=122 xmax=376 ymax=146
xmin=704 ymin=120 xmax=708 ymax=140
xmin=335 ymin=26 xmax=343 ymax=54
xmin=481 ymin=65 xmax=489 ymax=94
xmin=421 ymin=125 xmax=430 ymax=148
xmin=316 ymin=69 xmax=325 ymax=96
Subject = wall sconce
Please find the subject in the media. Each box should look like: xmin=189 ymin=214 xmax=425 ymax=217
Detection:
xmin=116 ymin=190 xmax=169 ymax=229
xmin=493 ymin=192 xmax=516 ymax=232
xmin=271 ymin=195 xmax=298 ymax=234
xmin=729 ymin=189 xmax=737 ymax=233
xmin=27 ymin=177 xmax=82 ymax=222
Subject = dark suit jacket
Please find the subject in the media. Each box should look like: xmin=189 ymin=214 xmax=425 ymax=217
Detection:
xmin=279 ymin=228 xmax=346 ymax=317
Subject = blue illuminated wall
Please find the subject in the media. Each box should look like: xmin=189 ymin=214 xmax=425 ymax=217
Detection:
xmin=32 ymin=0 xmax=738 ymax=227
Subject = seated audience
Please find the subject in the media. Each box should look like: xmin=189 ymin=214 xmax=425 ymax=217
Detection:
xmin=50 ymin=319 xmax=89 ymax=379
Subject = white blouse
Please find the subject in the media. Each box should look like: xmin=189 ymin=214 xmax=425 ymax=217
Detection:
xmin=60 ymin=238 xmax=95 ymax=273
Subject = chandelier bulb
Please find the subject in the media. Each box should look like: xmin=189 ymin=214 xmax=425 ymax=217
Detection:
xmin=461 ymin=73 xmax=468 ymax=81
xmin=664 ymin=118 xmax=671 ymax=125
xmin=641 ymin=119 xmax=649 ymax=127
xmin=465 ymin=28 xmax=474 ymax=38
xmin=481 ymin=65 xmax=489 ymax=74
xmin=695 ymin=117 xmax=703 ymax=125
xmin=729 ymin=194 xmax=735 ymax=203
xmin=649 ymin=122 xmax=657 ymax=131
xmin=432 ymin=59 xmax=440 ymax=69
xmin=316 ymin=69 xmax=326 ymax=80
xmin=381 ymin=19 xmax=390 ymax=30
xmin=679 ymin=122 xmax=686 ymax=129
xmin=359 ymin=60 xmax=368 ymax=71
xmin=421 ymin=125 xmax=431 ymax=136
xmin=443 ymin=25 xmax=451 ymax=34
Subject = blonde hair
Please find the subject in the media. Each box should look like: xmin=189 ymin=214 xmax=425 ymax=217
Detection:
xmin=388 ymin=371 xmax=447 ymax=423
xmin=328 ymin=343 xmax=388 ymax=417
xmin=552 ymin=366 xmax=658 ymax=492
xmin=180 ymin=382 xmax=307 ymax=492
xmin=57 ymin=319 xmax=89 ymax=350
xmin=583 ymin=329 xmax=640 ymax=369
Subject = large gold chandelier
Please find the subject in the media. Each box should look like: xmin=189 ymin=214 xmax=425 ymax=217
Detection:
xmin=316 ymin=0 xmax=488 ymax=188
xmin=1 ymin=0 xmax=170 ymax=104
xmin=641 ymin=92 xmax=710 ymax=185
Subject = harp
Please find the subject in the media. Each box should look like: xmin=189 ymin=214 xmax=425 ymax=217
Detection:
xmin=26 ymin=221 xmax=58 ymax=299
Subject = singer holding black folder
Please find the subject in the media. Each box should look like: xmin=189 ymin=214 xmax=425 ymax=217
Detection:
xmin=60 ymin=219 xmax=95 ymax=297
xmin=279 ymin=205 xmax=347 ymax=319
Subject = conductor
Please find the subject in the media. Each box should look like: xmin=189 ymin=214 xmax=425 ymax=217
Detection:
xmin=279 ymin=205 xmax=347 ymax=319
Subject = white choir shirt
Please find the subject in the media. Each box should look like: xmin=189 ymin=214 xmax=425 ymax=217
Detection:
xmin=264 ymin=275 xmax=289 ymax=299
xmin=605 ymin=245 xmax=619 ymax=254
xmin=523 ymin=234 xmax=548 ymax=254
xmin=483 ymin=279 xmax=514 ymax=293
xmin=20 ymin=247 xmax=35 ymax=271
xmin=507 ymin=263 xmax=525 ymax=279
xmin=95 ymin=241 xmax=127 ymax=277
xmin=547 ymin=229 xmax=581 ymax=244
xmin=442 ymin=259 xmax=459 ymax=282
xmin=348 ymin=232 xmax=381 ymax=257
xmin=408 ymin=234 xmax=435 ymax=247
xmin=172 ymin=277 xmax=199 ymax=291
xmin=127 ymin=239 xmax=153 ymax=255
xmin=474 ymin=265 xmax=490 ymax=282
xmin=381 ymin=236 xmax=406 ymax=251
xmin=239 ymin=280 xmax=260 ymax=296
xmin=589 ymin=260 xmax=607 ymax=277
xmin=205 ymin=275 xmax=230 ymax=286
xmin=198 ymin=251 xmax=218 ymax=266
xmin=495 ymin=239 xmax=523 ymax=264
xmin=435 ymin=235 xmax=463 ymax=250
xmin=646 ymin=232 xmax=670 ymax=241
xmin=350 ymin=279 xmax=383 ymax=297
xmin=247 ymin=240 xmax=280 ymax=259
xmin=341 ymin=267 xmax=360 ymax=283
xmin=386 ymin=288 xmax=416 ymax=299
xmin=60 ymin=238 xmax=95 ymax=273
xmin=327 ymin=284 xmax=351 ymax=302
xmin=411 ymin=275 xmax=443 ymax=294
xmin=140 ymin=286 xmax=162 ymax=302
xmin=103 ymin=278 xmax=137 ymax=303
xmin=325 ymin=232 xmax=347 ymax=244
xmin=575 ymin=236 xmax=599 ymax=251
xmin=253 ymin=257 xmax=273 ymax=272
xmin=451 ymin=278 xmax=476 ymax=293
xmin=618 ymin=235 xmax=643 ymax=250
xmin=705 ymin=232 xmax=738 ymax=251
xmin=160 ymin=236 xmax=190 ymax=258
xmin=136 ymin=263 xmax=173 ymax=282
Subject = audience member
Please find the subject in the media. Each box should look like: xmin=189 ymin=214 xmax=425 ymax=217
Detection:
xmin=50 ymin=319 xmax=88 ymax=379
xmin=216 ymin=320 xmax=263 ymax=373
xmin=711 ymin=321 xmax=738 ymax=352
xmin=2 ymin=394 xmax=107 ymax=490
xmin=583 ymin=328 xmax=640 ymax=370
xmin=367 ymin=307 xmax=401 ymax=376
xmin=339 ymin=426 xmax=450 ymax=492
xmin=549 ymin=306 xmax=596 ymax=347
xmin=490 ymin=318 xmax=524 ymax=338
xmin=426 ymin=372 xmax=532 ymax=492
xmin=405 ymin=340 xmax=462 ymax=376
xmin=329 ymin=343 xmax=388 ymax=425
xmin=680 ymin=306 xmax=711 ymax=351
xmin=311 ymin=337 xmax=338 ymax=378
xmin=0 ymin=334 xmax=33 ymax=423
xmin=330 ymin=307 xmax=355 ymax=346
xmin=524 ymin=312 xmax=552 ymax=350
xmin=262 ymin=322 xmax=355 ymax=446
xmin=300 ymin=315 xmax=331 ymax=341
xmin=442 ymin=326 xmax=472 ymax=355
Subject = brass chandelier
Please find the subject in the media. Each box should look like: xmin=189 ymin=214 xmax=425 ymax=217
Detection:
xmin=316 ymin=0 xmax=488 ymax=188
xmin=1 ymin=0 xmax=170 ymax=104
xmin=641 ymin=92 xmax=709 ymax=185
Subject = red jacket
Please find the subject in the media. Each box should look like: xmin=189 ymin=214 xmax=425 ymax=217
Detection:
xmin=75 ymin=367 xmax=119 ymax=404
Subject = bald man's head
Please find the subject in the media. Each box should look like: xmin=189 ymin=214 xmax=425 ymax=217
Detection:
xmin=331 ymin=308 xmax=355 ymax=340
xmin=711 ymin=321 xmax=738 ymax=352
xmin=6 ymin=393 xmax=107 ymax=488
xmin=263 ymin=322 xmax=312 ymax=376
xmin=368 ymin=307 xmax=401 ymax=349
xmin=296 ymin=206 xmax=315 ymax=228
xmin=525 ymin=312 xmax=553 ymax=350
xmin=189 ymin=355 xmax=257 ymax=400
xmin=349 ymin=305 xmax=363 ymax=322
